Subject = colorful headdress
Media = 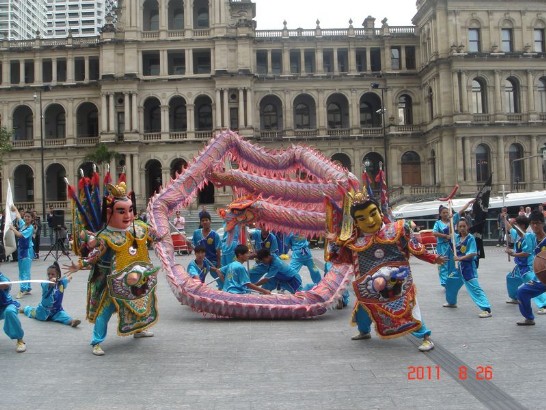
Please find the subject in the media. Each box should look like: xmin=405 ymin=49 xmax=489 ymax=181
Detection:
xmin=106 ymin=182 xmax=128 ymax=201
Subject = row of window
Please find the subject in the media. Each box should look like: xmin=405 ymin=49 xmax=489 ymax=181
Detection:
xmin=143 ymin=0 xmax=209 ymax=31
xmin=468 ymin=28 xmax=545 ymax=53
xmin=256 ymin=46 xmax=416 ymax=75
xmin=470 ymin=76 xmax=546 ymax=114
xmin=0 ymin=57 xmax=100 ymax=84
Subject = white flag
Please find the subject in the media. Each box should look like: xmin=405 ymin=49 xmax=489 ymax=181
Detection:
xmin=3 ymin=180 xmax=16 ymax=256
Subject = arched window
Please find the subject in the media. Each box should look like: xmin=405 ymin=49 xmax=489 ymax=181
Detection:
xmin=327 ymin=103 xmax=342 ymax=128
xmin=294 ymin=103 xmax=310 ymax=129
xmin=143 ymin=0 xmax=159 ymax=31
xmin=475 ymin=144 xmax=490 ymax=183
xmin=471 ymin=79 xmax=487 ymax=114
xmin=509 ymin=143 xmax=524 ymax=189
xmin=538 ymin=77 xmax=546 ymax=113
xmin=398 ymin=95 xmax=413 ymax=125
xmin=360 ymin=101 xmax=375 ymax=127
xmin=262 ymin=104 xmax=278 ymax=129
xmin=196 ymin=8 xmax=209 ymax=28
xmin=56 ymin=112 xmax=66 ymax=138
xmin=504 ymin=78 xmax=520 ymax=113
xmin=197 ymin=104 xmax=212 ymax=130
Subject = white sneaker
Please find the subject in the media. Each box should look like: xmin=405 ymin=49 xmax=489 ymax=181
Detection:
xmin=133 ymin=330 xmax=154 ymax=338
xmin=418 ymin=340 xmax=434 ymax=352
xmin=16 ymin=340 xmax=26 ymax=353
xmin=15 ymin=292 xmax=23 ymax=299
xmin=537 ymin=308 xmax=546 ymax=315
xmin=478 ymin=310 xmax=492 ymax=318
xmin=351 ymin=332 xmax=371 ymax=340
xmin=92 ymin=344 xmax=105 ymax=356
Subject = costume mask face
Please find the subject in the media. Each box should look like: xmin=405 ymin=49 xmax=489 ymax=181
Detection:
xmin=108 ymin=199 xmax=134 ymax=230
xmin=353 ymin=204 xmax=383 ymax=234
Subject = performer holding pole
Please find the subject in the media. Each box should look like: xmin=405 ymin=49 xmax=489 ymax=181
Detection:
xmin=0 ymin=271 xmax=27 ymax=352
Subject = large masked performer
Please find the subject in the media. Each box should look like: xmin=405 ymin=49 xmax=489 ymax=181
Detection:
xmin=65 ymin=181 xmax=159 ymax=356
xmin=331 ymin=192 xmax=445 ymax=352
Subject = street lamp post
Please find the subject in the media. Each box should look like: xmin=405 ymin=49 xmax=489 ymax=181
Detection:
xmin=33 ymin=89 xmax=46 ymax=224
xmin=371 ymin=83 xmax=388 ymax=186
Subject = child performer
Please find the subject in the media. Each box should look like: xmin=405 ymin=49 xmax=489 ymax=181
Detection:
xmin=221 ymin=245 xmax=269 ymax=295
xmin=252 ymin=249 xmax=302 ymax=293
xmin=21 ymin=262 xmax=81 ymax=327
xmin=0 ymin=271 xmax=26 ymax=352
xmin=284 ymin=233 xmax=322 ymax=284
xmin=444 ymin=217 xmax=492 ymax=317
xmin=505 ymin=215 xmax=546 ymax=313
xmin=192 ymin=212 xmax=222 ymax=285
xmin=432 ymin=201 xmax=472 ymax=288
xmin=9 ymin=207 xmax=35 ymax=298
xmin=516 ymin=211 xmax=546 ymax=325
xmin=187 ymin=245 xmax=213 ymax=283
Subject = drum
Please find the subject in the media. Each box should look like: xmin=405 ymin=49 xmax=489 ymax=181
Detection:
xmin=534 ymin=250 xmax=546 ymax=284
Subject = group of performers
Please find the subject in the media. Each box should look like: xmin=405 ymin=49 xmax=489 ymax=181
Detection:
xmin=3 ymin=171 xmax=546 ymax=357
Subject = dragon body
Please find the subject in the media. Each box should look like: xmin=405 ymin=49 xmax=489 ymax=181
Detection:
xmin=148 ymin=130 xmax=359 ymax=319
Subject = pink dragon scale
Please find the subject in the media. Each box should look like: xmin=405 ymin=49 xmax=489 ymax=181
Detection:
xmin=148 ymin=130 xmax=359 ymax=319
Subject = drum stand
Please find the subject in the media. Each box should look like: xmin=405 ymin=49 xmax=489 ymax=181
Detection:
xmin=44 ymin=228 xmax=72 ymax=262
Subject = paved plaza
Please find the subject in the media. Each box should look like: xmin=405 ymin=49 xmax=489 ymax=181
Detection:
xmin=1 ymin=246 xmax=542 ymax=409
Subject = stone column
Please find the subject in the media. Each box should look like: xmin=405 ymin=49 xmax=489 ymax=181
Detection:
xmin=52 ymin=59 xmax=57 ymax=82
xmin=19 ymin=60 xmax=24 ymax=85
xmin=366 ymin=48 xmax=371 ymax=71
xmin=84 ymin=56 xmax=89 ymax=82
xmin=67 ymin=55 xmax=75 ymax=83
xmin=160 ymin=50 xmax=167 ymax=76
xmin=494 ymin=71 xmax=502 ymax=113
xmin=246 ymin=89 xmax=253 ymax=128
xmin=267 ymin=50 xmax=272 ymax=74
xmin=132 ymin=92 xmax=138 ymax=131
xmin=496 ymin=135 xmax=506 ymax=184
xmin=452 ymin=71 xmax=460 ymax=113
xmin=126 ymin=153 xmax=133 ymax=191
xmin=316 ymin=48 xmax=323 ymax=74
xmin=34 ymin=57 xmax=42 ymax=84
xmin=333 ymin=49 xmax=339 ymax=74
xmin=132 ymin=153 xmax=141 ymax=204
xmin=186 ymin=104 xmax=195 ymax=132
xmin=124 ymin=92 xmax=131 ymax=134
xmin=186 ymin=49 xmax=193 ymax=75
xmin=238 ymin=88 xmax=245 ymax=128
xmin=282 ymin=46 xmax=290 ymax=75
xmin=223 ymin=90 xmax=229 ymax=127
xmin=215 ymin=89 xmax=222 ymax=128
xmin=530 ymin=136 xmax=539 ymax=188
xmin=108 ymin=94 xmax=115 ymax=132
xmin=1 ymin=58 xmax=9 ymax=86
xmin=400 ymin=47 xmax=406 ymax=70
xmin=460 ymin=71 xmax=468 ymax=113
xmin=66 ymin=98 xmax=74 ymax=140
xmin=101 ymin=94 xmax=108 ymax=133
xmin=527 ymin=70 xmax=535 ymax=113
xmin=161 ymin=104 xmax=169 ymax=134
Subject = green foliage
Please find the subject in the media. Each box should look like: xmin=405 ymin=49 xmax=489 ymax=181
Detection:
xmin=84 ymin=142 xmax=121 ymax=165
xmin=0 ymin=127 xmax=14 ymax=165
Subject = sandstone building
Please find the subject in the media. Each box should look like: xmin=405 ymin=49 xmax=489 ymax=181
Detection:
xmin=0 ymin=0 xmax=545 ymax=218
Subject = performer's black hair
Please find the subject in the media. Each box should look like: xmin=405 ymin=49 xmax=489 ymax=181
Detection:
xmin=515 ymin=215 xmax=530 ymax=230
xmin=48 ymin=261 xmax=62 ymax=279
xmin=530 ymin=210 xmax=545 ymax=224
xmin=234 ymin=244 xmax=249 ymax=256
xmin=256 ymin=248 xmax=271 ymax=261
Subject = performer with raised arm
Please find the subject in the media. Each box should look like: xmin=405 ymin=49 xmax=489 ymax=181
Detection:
xmin=331 ymin=191 xmax=445 ymax=352
xmin=64 ymin=179 xmax=160 ymax=356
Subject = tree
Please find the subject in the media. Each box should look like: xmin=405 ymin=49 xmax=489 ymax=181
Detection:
xmin=0 ymin=127 xmax=13 ymax=165
xmin=84 ymin=142 xmax=121 ymax=165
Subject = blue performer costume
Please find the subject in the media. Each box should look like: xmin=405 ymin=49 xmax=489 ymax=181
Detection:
xmin=517 ymin=236 xmax=546 ymax=324
xmin=284 ymin=233 xmax=321 ymax=284
xmin=221 ymin=261 xmax=252 ymax=294
xmin=250 ymin=229 xmax=279 ymax=255
xmin=187 ymin=258 xmax=213 ymax=282
xmin=221 ymin=224 xmax=240 ymax=267
xmin=16 ymin=217 xmax=34 ymax=294
xmin=252 ymin=253 xmax=302 ymax=293
xmin=433 ymin=212 xmax=459 ymax=287
xmin=192 ymin=226 xmax=222 ymax=288
xmin=0 ymin=273 xmax=25 ymax=352
xmin=444 ymin=230 xmax=492 ymax=316
xmin=22 ymin=277 xmax=76 ymax=325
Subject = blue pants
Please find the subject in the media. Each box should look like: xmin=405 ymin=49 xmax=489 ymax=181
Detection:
xmin=289 ymin=257 xmax=322 ymax=284
xmin=354 ymin=305 xmax=431 ymax=339
xmin=90 ymin=297 xmax=117 ymax=346
xmin=262 ymin=274 xmax=303 ymax=293
xmin=0 ymin=304 xmax=24 ymax=340
xmin=517 ymin=280 xmax=546 ymax=320
xmin=445 ymin=273 xmax=491 ymax=311
xmin=23 ymin=305 xmax=73 ymax=325
xmin=18 ymin=257 xmax=32 ymax=292
xmin=507 ymin=271 xmax=546 ymax=308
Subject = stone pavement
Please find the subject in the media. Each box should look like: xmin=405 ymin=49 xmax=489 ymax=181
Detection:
xmin=0 ymin=247 xmax=542 ymax=409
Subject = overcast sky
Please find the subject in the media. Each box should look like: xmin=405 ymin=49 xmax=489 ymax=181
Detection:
xmin=254 ymin=0 xmax=418 ymax=30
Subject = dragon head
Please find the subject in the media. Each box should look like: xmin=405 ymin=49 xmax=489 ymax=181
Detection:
xmin=218 ymin=197 xmax=259 ymax=240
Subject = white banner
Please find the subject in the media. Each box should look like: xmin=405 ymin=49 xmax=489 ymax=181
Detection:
xmin=3 ymin=180 xmax=16 ymax=256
